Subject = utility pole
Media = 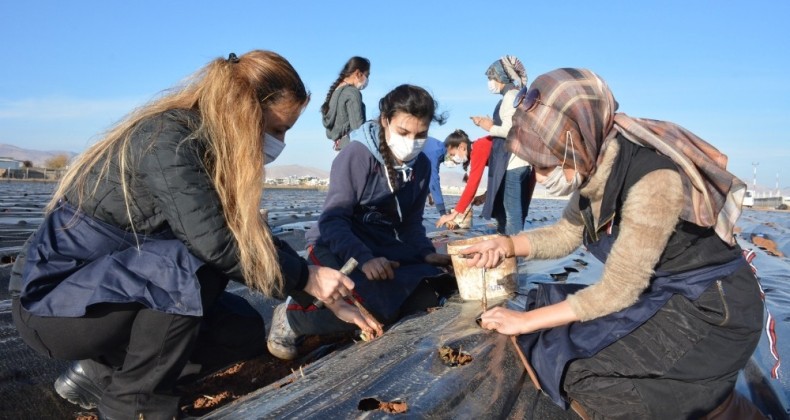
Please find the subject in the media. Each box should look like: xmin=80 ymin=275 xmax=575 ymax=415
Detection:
xmin=777 ymin=171 xmax=781 ymax=197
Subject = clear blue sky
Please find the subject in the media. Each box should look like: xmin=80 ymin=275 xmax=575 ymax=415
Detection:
xmin=1 ymin=1 xmax=788 ymax=189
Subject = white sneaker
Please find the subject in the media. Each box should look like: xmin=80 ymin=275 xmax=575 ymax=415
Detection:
xmin=267 ymin=303 xmax=299 ymax=360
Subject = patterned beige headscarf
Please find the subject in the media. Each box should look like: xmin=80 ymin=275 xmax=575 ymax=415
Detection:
xmin=508 ymin=68 xmax=745 ymax=245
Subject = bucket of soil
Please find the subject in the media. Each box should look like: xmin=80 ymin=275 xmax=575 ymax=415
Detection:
xmin=446 ymin=234 xmax=516 ymax=301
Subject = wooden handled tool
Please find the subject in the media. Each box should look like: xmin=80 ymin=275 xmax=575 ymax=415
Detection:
xmin=337 ymin=258 xmax=358 ymax=276
xmin=311 ymin=258 xmax=359 ymax=308
xmin=481 ymin=267 xmax=488 ymax=313
xmin=510 ymin=336 xmax=541 ymax=391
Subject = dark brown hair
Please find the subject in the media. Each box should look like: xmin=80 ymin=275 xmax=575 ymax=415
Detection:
xmin=376 ymin=84 xmax=447 ymax=190
xmin=444 ymin=129 xmax=472 ymax=173
xmin=320 ymin=56 xmax=370 ymax=116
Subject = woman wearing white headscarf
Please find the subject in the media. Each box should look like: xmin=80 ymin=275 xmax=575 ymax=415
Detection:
xmin=439 ymin=56 xmax=536 ymax=234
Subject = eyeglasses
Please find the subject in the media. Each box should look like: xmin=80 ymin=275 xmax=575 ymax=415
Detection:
xmin=513 ymin=87 xmax=541 ymax=111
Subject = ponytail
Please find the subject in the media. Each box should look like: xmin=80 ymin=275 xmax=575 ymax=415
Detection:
xmin=321 ymin=76 xmax=345 ymax=116
xmin=321 ymin=56 xmax=370 ymax=116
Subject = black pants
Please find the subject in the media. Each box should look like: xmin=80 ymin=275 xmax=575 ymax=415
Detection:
xmin=13 ymin=267 xmax=265 ymax=419
xmin=288 ymin=245 xmax=456 ymax=336
xmin=563 ymin=263 xmax=764 ymax=419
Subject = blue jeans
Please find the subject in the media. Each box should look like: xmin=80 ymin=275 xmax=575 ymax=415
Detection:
xmin=500 ymin=166 xmax=532 ymax=235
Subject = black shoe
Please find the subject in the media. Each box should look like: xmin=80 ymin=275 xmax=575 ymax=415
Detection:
xmin=54 ymin=361 xmax=104 ymax=409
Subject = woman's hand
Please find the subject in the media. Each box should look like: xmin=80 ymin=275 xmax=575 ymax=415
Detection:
xmin=470 ymin=116 xmax=494 ymax=131
xmin=481 ymin=301 xmax=578 ymax=336
xmin=361 ymin=257 xmax=400 ymax=281
xmin=479 ymin=306 xmax=531 ymax=335
xmin=459 ymin=235 xmax=514 ymax=269
xmin=304 ymin=265 xmax=355 ymax=305
xmin=325 ymin=299 xmax=383 ymax=337
xmin=436 ymin=210 xmax=459 ymax=228
xmin=424 ymin=252 xmax=452 ymax=267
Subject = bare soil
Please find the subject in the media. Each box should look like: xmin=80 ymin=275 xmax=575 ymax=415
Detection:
xmin=751 ymin=235 xmax=783 ymax=257
xmin=438 ymin=345 xmax=473 ymax=367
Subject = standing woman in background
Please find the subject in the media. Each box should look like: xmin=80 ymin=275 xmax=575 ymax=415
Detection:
xmin=321 ymin=56 xmax=371 ymax=151
xmin=10 ymin=50 xmax=363 ymax=419
xmin=470 ymin=55 xmax=536 ymax=235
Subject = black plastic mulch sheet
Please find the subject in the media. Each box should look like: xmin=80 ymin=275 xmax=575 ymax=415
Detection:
xmin=204 ymin=297 xmax=579 ymax=419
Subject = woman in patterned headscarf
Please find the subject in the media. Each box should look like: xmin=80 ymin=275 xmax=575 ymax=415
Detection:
xmin=461 ymin=69 xmax=763 ymax=418
xmin=439 ymin=56 xmax=535 ymax=234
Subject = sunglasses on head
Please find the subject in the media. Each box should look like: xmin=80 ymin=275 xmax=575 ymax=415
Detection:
xmin=513 ymin=87 xmax=541 ymax=111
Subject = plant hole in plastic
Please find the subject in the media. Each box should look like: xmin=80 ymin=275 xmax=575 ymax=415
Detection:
xmin=438 ymin=345 xmax=473 ymax=367
xmin=357 ymin=398 xmax=408 ymax=413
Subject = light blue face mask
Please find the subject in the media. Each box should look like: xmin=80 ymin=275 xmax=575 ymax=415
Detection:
xmin=263 ymin=133 xmax=286 ymax=165
xmin=540 ymin=132 xmax=583 ymax=196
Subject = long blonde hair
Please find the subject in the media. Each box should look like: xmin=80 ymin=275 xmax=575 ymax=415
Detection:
xmin=48 ymin=50 xmax=309 ymax=296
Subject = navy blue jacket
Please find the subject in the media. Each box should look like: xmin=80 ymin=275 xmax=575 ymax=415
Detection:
xmin=421 ymin=137 xmax=447 ymax=214
xmin=306 ymin=121 xmax=435 ymax=266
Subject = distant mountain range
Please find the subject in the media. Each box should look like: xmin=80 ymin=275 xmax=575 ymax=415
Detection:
xmin=0 ymin=144 xmax=463 ymax=190
xmin=9 ymin=142 xmax=781 ymax=196
xmin=0 ymin=143 xmax=77 ymax=167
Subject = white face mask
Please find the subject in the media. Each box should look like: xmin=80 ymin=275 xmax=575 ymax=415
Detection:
xmin=487 ymin=79 xmax=501 ymax=94
xmin=357 ymin=76 xmax=368 ymax=90
xmin=539 ymin=132 xmax=583 ymax=196
xmin=263 ymin=133 xmax=286 ymax=164
xmin=451 ymin=153 xmax=468 ymax=164
xmin=387 ymin=127 xmax=426 ymax=162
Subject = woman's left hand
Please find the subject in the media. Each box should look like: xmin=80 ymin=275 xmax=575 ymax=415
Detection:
xmin=436 ymin=211 xmax=458 ymax=229
xmin=458 ymin=236 xmax=514 ymax=269
xmin=325 ymin=299 xmax=384 ymax=338
xmin=424 ymin=252 xmax=452 ymax=267
xmin=479 ymin=306 xmax=530 ymax=335
xmin=304 ymin=265 xmax=355 ymax=305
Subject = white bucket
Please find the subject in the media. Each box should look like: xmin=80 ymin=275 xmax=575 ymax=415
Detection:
xmin=447 ymin=234 xmax=517 ymax=301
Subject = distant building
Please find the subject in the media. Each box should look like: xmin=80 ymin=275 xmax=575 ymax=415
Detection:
xmin=743 ymin=190 xmax=754 ymax=207
xmin=0 ymin=157 xmax=22 ymax=170
xmin=266 ymin=176 xmax=330 ymax=186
